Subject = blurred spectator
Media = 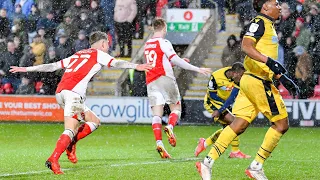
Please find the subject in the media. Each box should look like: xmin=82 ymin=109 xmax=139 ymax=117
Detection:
xmin=37 ymin=26 xmax=53 ymax=49
xmin=37 ymin=10 xmax=57 ymax=40
xmin=128 ymin=69 xmax=147 ymax=96
xmin=100 ymin=0 xmax=116 ymax=53
xmin=292 ymin=1 xmax=306 ymax=19
xmin=0 ymin=40 xmax=21 ymax=92
xmin=12 ymin=4 xmax=25 ymax=23
xmin=55 ymin=33 xmax=73 ymax=59
xmin=15 ymin=75 xmax=35 ymax=94
xmin=13 ymin=36 xmax=23 ymax=58
xmin=310 ymin=34 xmax=320 ymax=74
xmin=11 ymin=19 xmax=28 ymax=46
xmin=15 ymin=0 xmax=34 ymax=17
xmin=66 ymin=0 xmax=82 ymax=20
xmin=293 ymin=17 xmax=312 ymax=50
xmin=89 ymin=0 xmax=105 ymax=28
xmin=56 ymin=12 xmax=79 ymax=42
xmin=134 ymin=0 xmax=157 ymax=39
xmin=278 ymin=3 xmax=296 ymax=48
xmin=308 ymin=4 xmax=320 ymax=33
xmin=78 ymin=9 xmax=96 ymax=35
xmin=0 ymin=0 xmax=14 ymax=18
xmin=293 ymin=46 xmax=314 ymax=99
xmin=30 ymin=34 xmax=46 ymax=65
xmin=41 ymin=46 xmax=61 ymax=95
xmin=26 ymin=3 xmax=41 ymax=43
xmin=73 ymin=30 xmax=90 ymax=52
xmin=114 ymin=0 xmax=137 ymax=57
xmin=217 ymin=0 xmax=226 ymax=32
xmin=19 ymin=45 xmax=35 ymax=67
xmin=221 ymin=34 xmax=243 ymax=67
xmin=0 ymin=8 xmax=10 ymax=38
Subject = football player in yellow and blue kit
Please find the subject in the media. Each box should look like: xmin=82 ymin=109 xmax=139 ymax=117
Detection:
xmin=196 ymin=0 xmax=299 ymax=179
xmin=194 ymin=63 xmax=251 ymax=159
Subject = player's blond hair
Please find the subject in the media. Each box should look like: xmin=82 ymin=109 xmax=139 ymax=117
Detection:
xmin=89 ymin=31 xmax=108 ymax=45
xmin=152 ymin=18 xmax=166 ymax=32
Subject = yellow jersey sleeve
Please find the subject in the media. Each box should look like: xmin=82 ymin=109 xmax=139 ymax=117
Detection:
xmin=243 ymin=18 xmax=265 ymax=42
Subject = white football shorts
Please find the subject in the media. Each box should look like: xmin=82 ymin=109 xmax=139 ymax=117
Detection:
xmin=55 ymin=90 xmax=90 ymax=119
xmin=147 ymin=76 xmax=181 ymax=106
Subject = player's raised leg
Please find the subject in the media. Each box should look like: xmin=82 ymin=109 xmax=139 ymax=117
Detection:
xmin=46 ymin=116 xmax=78 ymax=174
xmin=165 ymin=103 xmax=181 ymax=147
xmin=196 ymin=118 xmax=250 ymax=179
xmin=66 ymin=108 xmax=100 ymax=164
xmin=246 ymin=118 xmax=288 ymax=180
xmin=151 ymin=105 xmax=171 ymax=158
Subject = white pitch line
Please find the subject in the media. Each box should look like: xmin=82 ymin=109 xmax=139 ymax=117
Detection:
xmin=0 ymin=157 xmax=201 ymax=177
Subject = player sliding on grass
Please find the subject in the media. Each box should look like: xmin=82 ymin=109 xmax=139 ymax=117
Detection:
xmin=10 ymin=31 xmax=153 ymax=175
xmin=144 ymin=18 xmax=211 ymax=158
xmin=195 ymin=0 xmax=299 ymax=179
xmin=195 ymin=62 xmax=251 ymax=159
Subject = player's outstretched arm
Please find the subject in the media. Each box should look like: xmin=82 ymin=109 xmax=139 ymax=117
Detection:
xmin=110 ymin=59 xmax=153 ymax=72
xmin=10 ymin=62 xmax=62 ymax=73
xmin=170 ymin=56 xmax=211 ymax=75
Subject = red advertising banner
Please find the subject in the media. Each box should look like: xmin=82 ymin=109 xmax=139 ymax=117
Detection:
xmin=0 ymin=96 xmax=63 ymax=122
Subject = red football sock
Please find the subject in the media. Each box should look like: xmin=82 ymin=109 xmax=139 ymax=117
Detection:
xmin=75 ymin=122 xmax=97 ymax=143
xmin=152 ymin=123 xmax=162 ymax=141
xmin=168 ymin=112 xmax=179 ymax=127
xmin=49 ymin=134 xmax=71 ymax=161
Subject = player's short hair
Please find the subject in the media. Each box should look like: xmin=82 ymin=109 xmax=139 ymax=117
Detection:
xmin=152 ymin=18 xmax=166 ymax=31
xmin=231 ymin=62 xmax=245 ymax=72
xmin=253 ymin=0 xmax=270 ymax=12
xmin=89 ymin=31 xmax=108 ymax=45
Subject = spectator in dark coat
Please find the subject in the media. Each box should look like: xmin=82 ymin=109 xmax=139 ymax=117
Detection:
xmin=55 ymin=33 xmax=73 ymax=60
xmin=221 ymin=34 xmax=244 ymax=67
xmin=41 ymin=46 xmax=61 ymax=95
xmin=89 ymin=0 xmax=105 ymax=26
xmin=11 ymin=19 xmax=28 ymax=47
xmin=15 ymin=75 xmax=35 ymax=95
xmin=134 ymin=0 xmax=157 ymax=39
xmin=37 ymin=10 xmax=57 ymax=40
xmin=0 ymin=8 xmax=10 ymax=38
xmin=73 ymin=30 xmax=90 ymax=52
xmin=277 ymin=3 xmax=296 ymax=47
xmin=308 ymin=4 xmax=320 ymax=34
xmin=0 ymin=40 xmax=21 ymax=91
xmin=114 ymin=0 xmax=137 ymax=57
xmin=56 ymin=12 xmax=79 ymax=43
xmin=78 ymin=10 xmax=96 ymax=35
xmin=26 ymin=4 xmax=41 ymax=43
xmin=100 ymin=0 xmax=116 ymax=52
xmin=66 ymin=0 xmax=82 ymax=20
xmin=12 ymin=4 xmax=25 ymax=23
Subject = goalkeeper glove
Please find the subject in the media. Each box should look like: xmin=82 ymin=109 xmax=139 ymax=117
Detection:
xmin=279 ymin=74 xmax=300 ymax=97
xmin=266 ymin=57 xmax=287 ymax=75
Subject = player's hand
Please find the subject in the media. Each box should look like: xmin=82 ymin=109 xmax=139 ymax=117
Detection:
xmin=136 ymin=63 xmax=153 ymax=72
xmin=212 ymin=110 xmax=220 ymax=118
xmin=198 ymin=68 xmax=212 ymax=76
xmin=279 ymin=74 xmax=300 ymax=97
xmin=266 ymin=57 xmax=286 ymax=75
xmin=9 ymin=66 xmax=27 ymax=73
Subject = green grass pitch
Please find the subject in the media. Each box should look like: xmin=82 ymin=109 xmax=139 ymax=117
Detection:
xmin=0 ymin=123 xmax=319 ymax=180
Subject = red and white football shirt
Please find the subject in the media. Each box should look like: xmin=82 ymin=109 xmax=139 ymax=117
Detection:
xmin=144 ymin=38 xmax=177 ymax=84
xmin=56 ymin=48 xmax=114 ymax=97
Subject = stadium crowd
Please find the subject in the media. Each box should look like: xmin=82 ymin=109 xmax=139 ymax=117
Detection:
xmin=0 ymin=0 xmax=319 ymax=99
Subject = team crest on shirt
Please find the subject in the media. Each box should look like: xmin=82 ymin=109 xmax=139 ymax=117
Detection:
xmin=249 ymin=23 xmax=259 ymax=33
xmin=220 ymin=85 xmax=233 ymax=91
